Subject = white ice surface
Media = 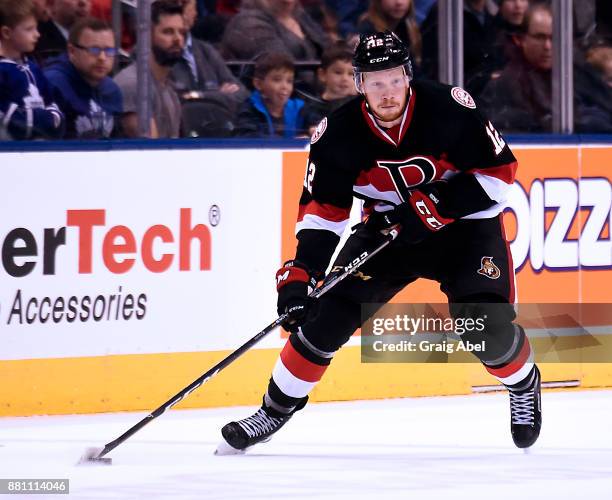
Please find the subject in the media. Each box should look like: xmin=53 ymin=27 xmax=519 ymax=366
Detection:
xmin=1 ymin=390 xmax=612 ymax=499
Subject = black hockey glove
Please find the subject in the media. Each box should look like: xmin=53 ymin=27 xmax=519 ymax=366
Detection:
xmin=366 ymin=188 xmax=454 ymax=245
xmin=276 ymin=260 xmax=319 ymax=333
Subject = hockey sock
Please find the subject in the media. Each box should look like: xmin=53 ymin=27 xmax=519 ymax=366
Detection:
xmin=482 ymin=325 xmax=535 ymax=388
xmin=264 ymin=328 xmax=336 ymax=414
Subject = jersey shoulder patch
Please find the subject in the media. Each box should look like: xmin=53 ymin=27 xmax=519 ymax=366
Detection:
xmin=310 ymin=117 xmax=327 ymax=144
xmin=451 ymin=87 xmax=476 ymax=109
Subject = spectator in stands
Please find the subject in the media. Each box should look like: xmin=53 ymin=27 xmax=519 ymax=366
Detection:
xmin=495 ymin=0 xmax=528 ymax=27
xmin=490 ymin=0 xmax=529 ymax=74
xmin=171 ymin=0 xmax=248 ymax=105
xmin=114 ymin=0 xmax=184 ymax=138
xmin=480 ymin=3 xmax=612 ymax=133
xmin=0 ymin=0 xmax=64 ymax=139
xmin=420 ymin=0 xmax=498 ymax=95
xmin=479 ymin=3 xmax=554 ymax=132
xmin=44 ymin=17 xmax=122 ymax=138
xmin=300 ymin=1 xmax=341 ymax=42
xmin=234 ymin=52 xmax=306 ymax=137
xmin=357 ymin=0 xmax=422 ymax=68
xmin=323 ymin=0 xmax=367 ymax=38
xmin=35 ymin=0 xmax=91 ymax=64
xmin=33 ymin=0 xmax=50 ymax=22
xmin=586 ymin=44 xmax=612 ymax=88
xmin=303 ymin=42 xmax=356 ymax=133
xmin=221 ymin=0 xmax=330 ymax=62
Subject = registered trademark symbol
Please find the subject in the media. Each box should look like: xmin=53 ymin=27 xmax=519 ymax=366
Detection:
xmin=209 ymin=205 xmax=220 ymax=226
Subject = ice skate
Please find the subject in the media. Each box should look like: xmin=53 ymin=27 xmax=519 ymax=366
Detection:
xmin=216 ymin=405 xmax=292 ymax=455
xmin=509 ymin=366 xmax=542 ymax=448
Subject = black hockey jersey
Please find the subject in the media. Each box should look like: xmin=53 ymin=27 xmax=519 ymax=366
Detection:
xmin=295 ymin=79 xmax=517 ymax=275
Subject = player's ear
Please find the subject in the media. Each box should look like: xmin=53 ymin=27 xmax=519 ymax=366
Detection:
xmin=253 ymin=77 xmax=263 ymax=92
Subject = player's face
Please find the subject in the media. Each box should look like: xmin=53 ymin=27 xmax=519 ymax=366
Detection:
xmin=362 ymin=66 xmax=409 ymax=122
xmin=69 ymin=28 xmax=115 ymax=85
xmin=255 ymin=68 xmax=294 ymax=112
xmin=5 ymin=15 xmax=40 ymax=54
xmin=318 ymin=60 xmax=356 ymax=100
xmin=500 ymin=0 xmax=529 ymax=26
xmin=519 ymin=9 xmax=552 ymax=71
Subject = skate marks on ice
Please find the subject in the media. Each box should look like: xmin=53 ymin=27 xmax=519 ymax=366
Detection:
xmin=0 ymin=391 xmax=611 ymax=499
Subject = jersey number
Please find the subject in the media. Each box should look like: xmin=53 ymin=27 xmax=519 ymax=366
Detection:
xmin=304 ymin=161 xmax=316 ymax=194
xmin=485 ymin=121 xmax=506 ymax=156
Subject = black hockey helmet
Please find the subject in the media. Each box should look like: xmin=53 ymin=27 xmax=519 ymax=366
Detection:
xmin=353 ymin=31 xmax=413 ymax=93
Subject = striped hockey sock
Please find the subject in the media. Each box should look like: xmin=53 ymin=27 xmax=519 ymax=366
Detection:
xmin=264 ymin=328 xmax=336 ymax=415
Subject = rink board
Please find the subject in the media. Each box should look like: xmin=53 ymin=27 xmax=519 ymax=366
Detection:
xmin=1 ymin=143 xmax=611 ymax=416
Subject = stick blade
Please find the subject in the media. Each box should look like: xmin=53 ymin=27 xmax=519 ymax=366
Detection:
xmin=77 ymin=446 xmax=113 ymax=465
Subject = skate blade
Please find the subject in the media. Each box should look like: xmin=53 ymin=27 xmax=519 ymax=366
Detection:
xmin=214 ymin=440 xmax=246 ymax=456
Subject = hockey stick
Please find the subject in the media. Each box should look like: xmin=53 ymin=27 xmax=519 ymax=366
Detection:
xmin=79 ymin=228 xmax=399 ymax=464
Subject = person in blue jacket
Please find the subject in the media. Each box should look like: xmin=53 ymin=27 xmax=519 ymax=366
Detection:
xmin=44 ymin=17 xmax=122 ymax=139
xmin=0 ymin=0 xmax=64 ymax=140
xmin=234 ymin=52 xmax=307 ymax=138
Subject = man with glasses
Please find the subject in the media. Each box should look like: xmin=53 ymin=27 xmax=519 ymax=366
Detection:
xmin=481 ymin=3 xmax=612 ymax=133
xmin=44 ymin=17 xmax=122 ymax=138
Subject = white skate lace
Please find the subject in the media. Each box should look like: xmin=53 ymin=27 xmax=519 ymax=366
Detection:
xmin=236 ymin=408 xmax=287 ymax=438
xmin=509 ymin=390 xmax=535 ymax=425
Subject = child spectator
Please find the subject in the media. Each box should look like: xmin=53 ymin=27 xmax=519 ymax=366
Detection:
xmin=234 ymin=52 xmax=306 ymax=138
xmin=0 ymin=0 xmax=64 ymax=140
xmin=44 ymin=17 xmax=122 ymax=138
xmin=303 ymin=42 xmax=356 ymax=133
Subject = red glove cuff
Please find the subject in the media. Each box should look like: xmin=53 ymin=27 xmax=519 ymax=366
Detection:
xmin=276 ymin=261 xmax=312 ymax=291
xmin=408 ymin=191 xmax=455 ymax=231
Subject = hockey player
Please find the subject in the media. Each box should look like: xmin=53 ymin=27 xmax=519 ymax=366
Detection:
xmin=219 ymin=31 xmax=541 ymax=453
xmin=0 ymin=0 xmax=64 ymax=140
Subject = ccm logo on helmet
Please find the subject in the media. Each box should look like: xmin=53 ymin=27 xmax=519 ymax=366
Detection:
xmin=370 ymin=56 xmax=389 ymax=63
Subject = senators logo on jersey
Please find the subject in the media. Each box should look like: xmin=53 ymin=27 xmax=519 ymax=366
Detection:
xmin=477 ymin=256 xmax=501 ymax=279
